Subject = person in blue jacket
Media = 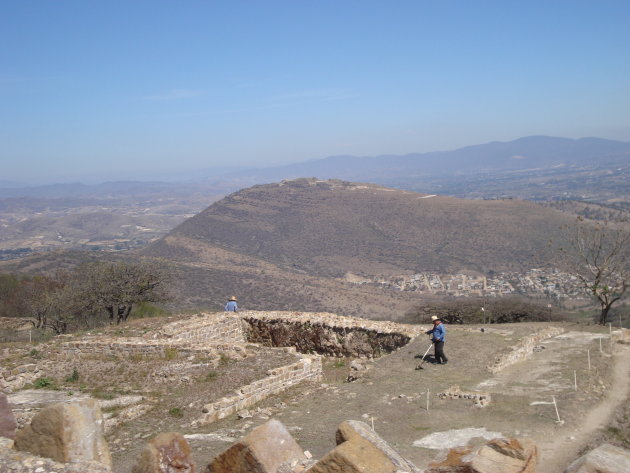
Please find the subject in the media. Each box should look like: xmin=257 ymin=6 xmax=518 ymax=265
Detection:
xmin=426 ymin=315 xmax=448 ymax=364
xmin=224 ymin=296 xmax=238 ymax=312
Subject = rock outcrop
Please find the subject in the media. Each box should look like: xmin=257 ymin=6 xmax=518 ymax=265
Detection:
xmin=334 ymin=420 xmax=421 ymax=473
xmin=0 ymin=392 xmax=17 ymax=439
xmin=564 ymin=443 xmax=630 ymax=473
xmin=0 ymin=437 xmax=111 ymax=473
xmin=205 ymin=419 xmax=306 ymax=473
xmin=13 ymin=399 xmax=112 ymax=468
xmin=426 ymin=437 xmax=537 ymax=473
xmin=132 ymin=432 xmax=195 ymax=473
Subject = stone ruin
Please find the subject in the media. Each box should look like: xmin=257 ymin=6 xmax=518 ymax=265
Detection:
xmin=5 ymin=311 xmax=620 ymax=472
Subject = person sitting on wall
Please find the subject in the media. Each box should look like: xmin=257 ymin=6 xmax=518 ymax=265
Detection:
xmin=224 ymin=296 xmax=238 ymax=312
xmin=426 ymin=315 xmax=448 ymax=364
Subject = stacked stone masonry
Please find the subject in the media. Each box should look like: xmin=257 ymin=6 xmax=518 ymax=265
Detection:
xmin=240 ymin=310 xmax=422 ymax=357
xmin=194 ymin=355 xmax=322 ymax=426
xmin=487 ymin=326 xmax=565 ymax=373
xmin=143 ymin=312 xmax=246 ymax=344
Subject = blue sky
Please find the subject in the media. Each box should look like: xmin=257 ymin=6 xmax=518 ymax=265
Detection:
xmin=1 ymin=1 xmax=629 ymax=184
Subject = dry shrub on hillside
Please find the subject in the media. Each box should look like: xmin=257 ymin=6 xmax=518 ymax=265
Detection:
xmin=403 ymin=296 xmax=564 ymax=324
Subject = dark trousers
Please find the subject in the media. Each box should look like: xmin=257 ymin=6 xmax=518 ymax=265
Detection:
xmin=434 ymin=341 xmax=448 ymax=363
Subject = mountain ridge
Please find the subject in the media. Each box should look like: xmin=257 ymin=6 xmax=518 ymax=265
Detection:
xmin=137 ymin=178 xmax=581 ymax=316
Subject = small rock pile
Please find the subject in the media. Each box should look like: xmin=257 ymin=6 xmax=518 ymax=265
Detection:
xmin=437 ymin=385 xmax=491 ymax=407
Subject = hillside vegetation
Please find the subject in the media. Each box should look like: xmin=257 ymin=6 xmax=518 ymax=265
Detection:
xmin=156 ymin=179 xmax=574 ymax=277
xmin=135 ymin=179 xmax=581 ymax=318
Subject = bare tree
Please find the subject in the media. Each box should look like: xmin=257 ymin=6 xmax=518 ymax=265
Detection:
xmin=557 ymin=217 xmax=629 ymax=325
xmin=19 ymin=275 xmax=64 ymax=329
xmin=75 ymin=259 xmax=173 ymax=324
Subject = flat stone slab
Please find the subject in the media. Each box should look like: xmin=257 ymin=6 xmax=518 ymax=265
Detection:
xmin=413 ymin=428 xmax=504 ymax=450
xmin=8 ymin=390 xmax=92 ymax=409
xmin=565 ymin=443 xmax=630 ymax=473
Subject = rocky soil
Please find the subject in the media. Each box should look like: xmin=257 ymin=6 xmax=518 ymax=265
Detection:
xmin=3 ymin=318 xmax=629 ymax=473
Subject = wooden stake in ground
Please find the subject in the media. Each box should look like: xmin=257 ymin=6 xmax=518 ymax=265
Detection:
xmin=574 ymin=370 xmax=577 ymax=391
xmin=426 ymin=390 xmax=430 ymax=412
xmin=552 ymin=396 xmax=562 ymax=423
xmin=599 ymin=337 xmax=603 ymax=353
xmin=587 ymin=349 xmax=591 ymax=370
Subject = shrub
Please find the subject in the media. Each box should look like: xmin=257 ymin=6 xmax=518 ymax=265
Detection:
xmin=164 ymin=347 xmax=178 ymax=360
xmin=92 ymin=391 xmax=116 ymax=400
xmin=205 ymin=370 xmax=218 ymax=381
xmin=65 ymin=368 xmax=80 ymax=383
xmin=403 ymin=296 xmax=562 ymax=324
xmin=168 ymin=407 xmax=184 ymax=418
xmin=130 ymin=302 xmax=169 ymax=319
xmin=34 ymin=377 xmax=55 ymax=389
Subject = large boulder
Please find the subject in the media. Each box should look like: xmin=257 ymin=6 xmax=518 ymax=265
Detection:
xmin=0 ymin=392 xmax=17 ymax=439
xmin=13 ymin=399 xmax=112 ymax=468
xmin=205 ymin=419 xmax=306 ymax=473
xmin=335 ymin=420 xmax=421 ymax=472
xmin=564 ymin=443 xmax=630 ymax=473
xmin=309 ymin=436 xmax=399 ymax=473
xmin=426 ymin=437 xmax=537 ymax=473
xmin=132 ymin=432 xmax=195 ymax=473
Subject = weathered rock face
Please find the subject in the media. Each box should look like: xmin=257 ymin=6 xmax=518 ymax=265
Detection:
xmin=205 ymin=419 xmax=306 ymax=473
xmin=13 ymin=399 xmax=112 ymax=468
xmin=426 ymin=437 xmax=537 ymax=473
xmin=564 ymin=443 xmax=630 ymax=473
xmin=333 ymin=420 xmax=421 ymax=473
xmin=0 ymin=436 xmax=112 ymax=473
xmin=132 ymin=432 xmax=195 ymax=473
xmin=0 ymin=392 xmax=17 ymax=439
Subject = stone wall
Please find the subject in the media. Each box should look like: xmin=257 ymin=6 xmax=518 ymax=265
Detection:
xmin=193 ymin=354 xmax=322 ymax=427
xmin=487 ymin=326 xmax=565 ymax=373
xmin=240 ymin=310 xmax=421 ymax=357
xmin=0 ymin=361 xmax=55 ymax=394
xmin=144 ymin=312 xmax=246 ymax=344
xmin=59 ymin=313 xmax=249 ymax=363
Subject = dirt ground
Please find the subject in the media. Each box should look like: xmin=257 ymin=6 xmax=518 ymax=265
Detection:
xmin=185 ymin=324 xmax=628 ymax=473
xmin=5 ymin=320 xmax=629 ymax=473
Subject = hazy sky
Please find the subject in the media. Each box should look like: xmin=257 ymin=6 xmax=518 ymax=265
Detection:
xmin=2 ymin=1 xmax=629 ymax=184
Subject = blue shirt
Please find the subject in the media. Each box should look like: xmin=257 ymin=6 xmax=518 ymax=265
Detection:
xmin=224 ymin=301 xmax=238 ymax=312
xmin=427 ymin=323 xmax=446 ymax=342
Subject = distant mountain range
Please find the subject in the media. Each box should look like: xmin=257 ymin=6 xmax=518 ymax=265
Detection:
xmin=223 ymin=136 xmax=630 ymax=183
xmin=3 ymin=136 xmax=629 ymax=198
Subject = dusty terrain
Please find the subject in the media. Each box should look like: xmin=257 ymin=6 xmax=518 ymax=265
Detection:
xmin=3 ymin=317 xmax=629 ymax=473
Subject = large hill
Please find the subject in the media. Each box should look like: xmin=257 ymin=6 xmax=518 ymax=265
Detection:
xmin=140 ymin=179 xmax=579 ymax=317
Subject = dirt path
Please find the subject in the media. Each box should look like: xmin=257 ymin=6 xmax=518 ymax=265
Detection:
xmin=537 ymin=343 xmax=630 ymax=473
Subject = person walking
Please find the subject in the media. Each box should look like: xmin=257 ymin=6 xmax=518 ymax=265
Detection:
xmin=224 ymin=296 xmax=238 ymax=312
xmin=426 ymin=315 xmax=448 ymax=364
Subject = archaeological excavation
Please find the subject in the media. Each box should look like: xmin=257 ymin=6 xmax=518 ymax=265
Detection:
xmin=0 ymin=311 xmax=629 ymax=472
